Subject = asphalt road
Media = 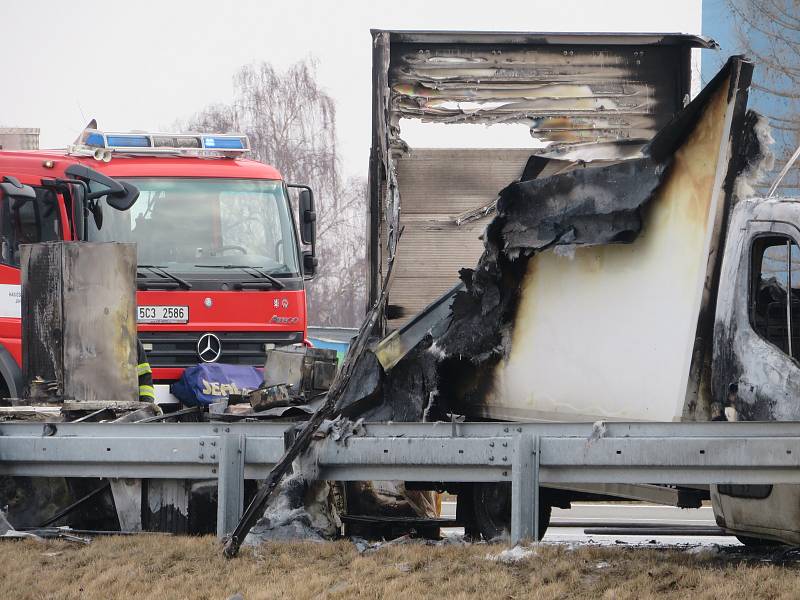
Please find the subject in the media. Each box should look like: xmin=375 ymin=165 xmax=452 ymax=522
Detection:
xmin=545 ymin=502 xmax=738 ymax=546
xmin=441 ymin=501 xmax=741 ymax=546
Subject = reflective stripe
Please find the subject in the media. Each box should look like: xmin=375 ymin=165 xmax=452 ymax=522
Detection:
xmin=139 ymin=385 xmax=156 ymax=399
xmin=137 ymin=363 xmax=152 ymax=376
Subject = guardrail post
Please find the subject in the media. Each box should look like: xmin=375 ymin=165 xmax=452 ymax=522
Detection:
xmin=511 ymin=433 xmax=539 ymax=544
xmin=217 ymin=433 xmax=246 ymax=539
xmin=533 ymin=435 xmax=541 ymax=541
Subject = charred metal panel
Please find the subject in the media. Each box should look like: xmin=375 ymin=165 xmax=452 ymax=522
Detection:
xmin=369 ymin=30 xmax=714 ymax=330
xmin=439 ymin=157 xmax=666 ymax=369
xmin=387 ymin=31 xmax=714 ymax=46
xmin=142 ymin=479 xmax=190 ymax=534
xmin=476 ymin=59 xmax=753 ymax=421
xmin=391 ymin=44 xmax=687 ymax=141
xmin=21 ymin=245 xmax=63 ymax=397
xmin=21 ymin=242 xmax=138 ymax=403
xmin=109 ymin=479 xmax=142 ymax=531
xmin=368 ymin=31 xmax=397 ymax=310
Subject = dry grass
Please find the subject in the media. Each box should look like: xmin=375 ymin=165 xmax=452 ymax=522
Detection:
xmin=1 ymin=535 xmax=798 ymax=600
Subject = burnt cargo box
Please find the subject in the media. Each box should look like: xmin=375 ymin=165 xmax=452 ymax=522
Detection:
xmin=21 ymin=242 xmax=138 ymax=402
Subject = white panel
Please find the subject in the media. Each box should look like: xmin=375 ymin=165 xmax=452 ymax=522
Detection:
xmin=486 ymin=73 xmax=730 ymax=422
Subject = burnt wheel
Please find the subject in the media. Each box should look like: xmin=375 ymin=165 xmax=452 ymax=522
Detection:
xmin=466 ymin=482 xmax=550 ymax=541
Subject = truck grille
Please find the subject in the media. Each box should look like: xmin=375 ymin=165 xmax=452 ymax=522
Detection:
xmin=139 ymin=331 xmax=303 ymax=368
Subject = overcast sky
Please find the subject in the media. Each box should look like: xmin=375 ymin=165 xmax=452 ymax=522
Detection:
xmin=2 ymin=0 xmax=702 ymax=178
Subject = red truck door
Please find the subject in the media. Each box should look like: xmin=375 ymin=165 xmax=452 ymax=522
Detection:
xmin=0 ymin=181 xmax=69 ymax=397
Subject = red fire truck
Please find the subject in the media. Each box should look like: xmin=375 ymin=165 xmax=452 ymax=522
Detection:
xmin=0 ymin=128 xmax=317 ymax=399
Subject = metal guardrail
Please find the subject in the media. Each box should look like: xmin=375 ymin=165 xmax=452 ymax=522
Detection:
xmin=2 ymin=420 xmax=800 ymax=543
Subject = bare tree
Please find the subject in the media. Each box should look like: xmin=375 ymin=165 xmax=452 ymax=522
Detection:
xmin=233 ymin=61 xmax=340 ymax=201
xmin=727 ymin=0 xmax=800 ymax=192
xmin=179 ymin=59 xmax=367 ymax=327
xmin=306 ymin=175 xmax=367 ymax=327
xmin=178 ymin=104 xmax=238 ymax=134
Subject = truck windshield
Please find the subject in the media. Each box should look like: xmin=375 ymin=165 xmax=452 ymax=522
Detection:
xmin=87 ymin=177 xmax=300 ymax=276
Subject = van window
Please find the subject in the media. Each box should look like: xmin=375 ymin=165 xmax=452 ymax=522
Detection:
xmin=751 ymin=235 xmax=800 ymax=359
xmin=0 ymin=188 xmax=62 ymax=267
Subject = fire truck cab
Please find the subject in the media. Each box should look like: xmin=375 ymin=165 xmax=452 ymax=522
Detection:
xmin=0 ymin=129 xmax=316 ymax=399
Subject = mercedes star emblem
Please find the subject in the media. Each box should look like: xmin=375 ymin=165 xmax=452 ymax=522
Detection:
xmin=197 ymin=333 xmax=222 ymax=363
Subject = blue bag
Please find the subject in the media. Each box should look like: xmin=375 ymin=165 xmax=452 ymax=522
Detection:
xmin=170 ymin=363 xmax=263 ymax=407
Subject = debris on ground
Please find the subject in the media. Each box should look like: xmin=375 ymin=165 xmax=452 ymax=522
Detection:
xmin=350 ymin=531 xmax=471 ymax=554
xmin=243 ymin=473 xmax=340 ymax=544
xmin=0 ymin=509 xmax=44 ymax=542
xmin=684 ymin=544 xmax=722 ymax=557
xmin=485 ymin=544 xmax=536 ymax=563
xmin=0 ymin=510 xmax=91 ymax=544
xmin=350 ymin=534 xmax=422 ymax=554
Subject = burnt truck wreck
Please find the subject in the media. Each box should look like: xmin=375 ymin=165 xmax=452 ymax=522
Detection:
xmin=342 ymin=30 xmax=800 ymax=544
xmin=5 ymin=30 xmax=800 ymax=550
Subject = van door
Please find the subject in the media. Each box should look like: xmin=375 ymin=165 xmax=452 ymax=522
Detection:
xmin=712 ymin=214 xmax=800 ymax=543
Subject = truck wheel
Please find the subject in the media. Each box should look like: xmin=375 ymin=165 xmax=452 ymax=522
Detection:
xmin=466 ymin=482 xmax=550 ymax=541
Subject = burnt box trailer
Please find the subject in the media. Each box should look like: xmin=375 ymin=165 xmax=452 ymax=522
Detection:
xmin=362 ymin=30 xmax=800 ymax=544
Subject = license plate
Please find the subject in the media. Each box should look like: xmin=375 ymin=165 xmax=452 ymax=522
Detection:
xmin=137 ymin=305 xmax=189 ymax=324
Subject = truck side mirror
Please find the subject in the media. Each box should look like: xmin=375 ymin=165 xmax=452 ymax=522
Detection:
xmin=288 ymin=183 xmax=318 ymax=279
xmin=64 ymin=164 xmax=139 ymax=211
xmin=0 ymin=176 xmax=36 ymax=209
xmin=106 ymin=181 xmax=139 ymax=211
xmin=299 ymin=188 xmax=316 ymax=246
xmin=303 ymin=250 xmax=318 ymax=278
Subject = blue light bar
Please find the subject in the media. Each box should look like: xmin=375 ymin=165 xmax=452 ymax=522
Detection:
xmin=85 ymin=133 xmax=105 ymax=147
xmin=70 ymin=129 xmax=251 ymax=160
xmin=203 ymin=136 xmax=245 ymax=149
xmin=106 ymin=135 xmax=152 ymax=148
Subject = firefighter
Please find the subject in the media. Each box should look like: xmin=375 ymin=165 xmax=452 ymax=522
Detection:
xmin=137 ymin=339 xmax=155 ymax=402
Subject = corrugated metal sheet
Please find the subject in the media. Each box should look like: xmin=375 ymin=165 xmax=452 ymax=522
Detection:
xmin=389 ymin=149 xmax=531 ymax=326
xmin=393 ymin=217 xmax=485 ymax=276
xmin=388 ymin=277 xmax=462 ymax=326
xmin=396 ymin=148 xmax=535 ymax=214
